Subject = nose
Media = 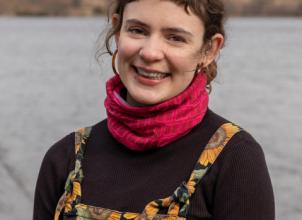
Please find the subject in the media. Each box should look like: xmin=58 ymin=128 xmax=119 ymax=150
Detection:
xmin=139 ymin=36 xmax=165 ymax=62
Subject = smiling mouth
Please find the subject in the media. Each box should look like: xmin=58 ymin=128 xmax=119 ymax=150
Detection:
xmin=133 ymin=66 xmax=171 ymax=80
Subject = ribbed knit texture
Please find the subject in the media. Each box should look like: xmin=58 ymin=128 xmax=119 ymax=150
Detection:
xmin=33 ymin=110 xmax=275 ymax=220
xmin=104 ymin=73 xmax=209 ymax=151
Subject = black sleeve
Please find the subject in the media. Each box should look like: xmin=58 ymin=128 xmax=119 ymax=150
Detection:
xmin=213 ymin=133 xmax=275 ymax=220
xmin=33 ymin=133 xmax=75 ymax=220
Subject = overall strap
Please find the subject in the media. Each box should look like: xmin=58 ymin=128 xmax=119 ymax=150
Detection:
xmin=143 ymin=123 xmax=241 ymax=219
xmin=54 ymin=127 xmax=92 ymax=220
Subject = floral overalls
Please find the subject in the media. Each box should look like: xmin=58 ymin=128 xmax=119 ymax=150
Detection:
xmin=54 ymin=123 xmax=240 ymax=220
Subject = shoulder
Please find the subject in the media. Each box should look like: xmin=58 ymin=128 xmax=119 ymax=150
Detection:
xmin=41 ymin=132 xmax=75 ymax=177
xmin=205 ymin=113 xmax=271 ymax=188
xmin=197 ymin=112 xmax=274 ymax=219
xmin=41 ymin=119 xmax=108 ymax=174
xmin=45 ymin=119 xmax=108 ymax=157
xmin=34 ymin=132 xmax=75 ymax=219
xmin=204 ymin=109 xmax=265 ymax=160
xmin=220 ymin=127 xmax=266 ymax=167
xmin=34 ymin=120 xmax=109 ymax=218
xmin=213 ymin=130 xmax=274 ymax=219
xmin=201 ymin=110 xmax=269 ymax=180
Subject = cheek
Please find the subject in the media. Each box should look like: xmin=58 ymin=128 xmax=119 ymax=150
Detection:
xmin=166 ymin=45 xmax=202 ymax=71
xmin=118 ymin=38 xmax=140 ymax=65
xmin=168 ymin=53 xmax=200 ymax=73
xmin=117 ymin=38 xmax=140 ymax=83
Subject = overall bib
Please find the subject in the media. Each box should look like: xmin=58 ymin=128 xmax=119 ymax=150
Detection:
xmin=54 ymin=123 xmax=240 ymax=220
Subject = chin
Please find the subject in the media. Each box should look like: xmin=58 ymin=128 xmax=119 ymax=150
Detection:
xmin=133 ymin=98 xmax=161 ymax=106
xmin=128 ymin=93 xmax=166 ymax=107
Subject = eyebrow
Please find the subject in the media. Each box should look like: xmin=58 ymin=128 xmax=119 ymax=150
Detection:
xmin=125 ymin=19 xmax=193 ymax=37
xmin=125 ymin=19 xmax=149 ymax=28
xmin=162 ymin=27 xmax=193 ymax=37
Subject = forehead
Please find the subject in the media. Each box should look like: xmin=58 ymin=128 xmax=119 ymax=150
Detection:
xmin=123 ymin=0 xmax=204 ymax=33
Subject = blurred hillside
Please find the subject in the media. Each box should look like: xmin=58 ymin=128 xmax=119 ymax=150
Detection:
xmin=0 ymin=0 xmax=108 ymax=16
xmin=0 ymin=0 xmax=301 ymax=16
xmin=226 ymin=0 xmax=302 ymax=16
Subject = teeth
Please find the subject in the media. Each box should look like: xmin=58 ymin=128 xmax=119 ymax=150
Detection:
xmin=136 ymin=67 xmax=168 ymax=79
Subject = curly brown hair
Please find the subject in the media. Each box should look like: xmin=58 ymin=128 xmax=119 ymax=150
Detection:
xmin=99 ymin=0 xmax=226 ymax=90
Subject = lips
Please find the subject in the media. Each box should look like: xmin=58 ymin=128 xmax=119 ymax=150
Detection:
xmin=133 ymin=65 xmax=170 ymax=80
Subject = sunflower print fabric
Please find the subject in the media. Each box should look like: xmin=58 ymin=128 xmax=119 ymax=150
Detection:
xmin=54 ymin=123 xmax=240 ymax=220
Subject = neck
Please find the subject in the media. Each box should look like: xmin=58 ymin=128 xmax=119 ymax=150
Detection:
xmin=126 ymin=93 xmax=148 ymax=107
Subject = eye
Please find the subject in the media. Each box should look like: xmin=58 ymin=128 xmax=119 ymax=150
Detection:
xmin=167 ymin=34 xmax=186 ymax=43
xmin=127 ymin=27 xmax=147 ymax=35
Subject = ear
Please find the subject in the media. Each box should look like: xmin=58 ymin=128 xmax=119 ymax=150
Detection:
xmin=112 ymin=14 xmax=120 ymax=48
xmin=202 ymin=33 xmax=224 ymax=67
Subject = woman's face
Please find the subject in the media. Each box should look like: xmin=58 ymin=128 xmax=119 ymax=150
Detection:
xmin=114 ymin=0 xmax=206 ymax=106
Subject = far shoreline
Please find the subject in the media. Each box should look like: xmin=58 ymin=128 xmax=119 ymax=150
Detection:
xmin=1 ymin=14 xmax=302 ymax=18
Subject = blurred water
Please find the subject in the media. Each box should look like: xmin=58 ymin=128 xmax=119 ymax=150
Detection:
xmin=0 ymin=17 xmax=301 ymax=220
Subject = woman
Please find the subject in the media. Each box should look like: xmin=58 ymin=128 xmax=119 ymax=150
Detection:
xmin=33 ymin=0 xmax=275 ymax=219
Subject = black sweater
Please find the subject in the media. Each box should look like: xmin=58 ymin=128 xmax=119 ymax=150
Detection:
xmin=33 ymin=110 xmax=275 ymax=220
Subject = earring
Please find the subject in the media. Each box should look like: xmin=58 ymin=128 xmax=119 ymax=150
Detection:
xmin=112 ymin=49 xmax=119 ymax=75
xmin=194 ymin=63 xmax=201 ymax=74
xmin=195 ymin=62 xmax=209 ymax=75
